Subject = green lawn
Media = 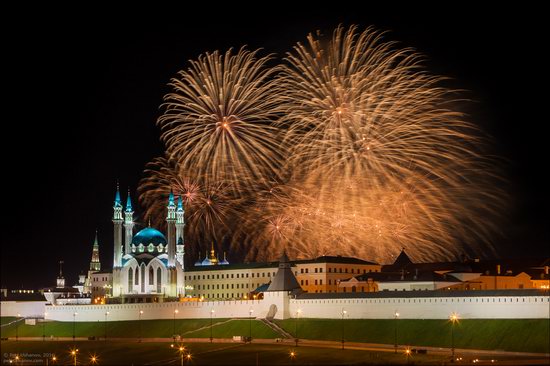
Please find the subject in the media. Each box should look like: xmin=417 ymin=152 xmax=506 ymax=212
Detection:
xmin=0 ymin=341 xmax=449 ymax=365
xmin=0 ymin=318 xmax=279 ymax=339
xmin=274 ymin=318 xmax=550 ymax=354
xmin=3 ymin=317 xmax=548 ymax=354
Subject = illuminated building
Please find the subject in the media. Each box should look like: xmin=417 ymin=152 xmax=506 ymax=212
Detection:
xmin=111 ymin=187 xmax=185 ymax=301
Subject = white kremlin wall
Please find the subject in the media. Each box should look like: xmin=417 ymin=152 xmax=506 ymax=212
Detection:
xmin=1 ymin=301 xmax=47 ymax=318
xmin=44 ymin=292 xmax=549 ymax=322
xmin=289 ymin=294 xmax=550 ymax=319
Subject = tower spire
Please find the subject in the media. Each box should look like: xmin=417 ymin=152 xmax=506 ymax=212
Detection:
xmin=124 ymin=188 xmax=135 ymax=255
xmin=114 ymin=181 xmax=122 ymax=208
xmin=125 ymin=188 xmax=133 ymax=212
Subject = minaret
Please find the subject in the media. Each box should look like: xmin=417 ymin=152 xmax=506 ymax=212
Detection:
xmin=175 ymin=196 xmax=185 ymax=268
xmin=124 ymin=189 xmax=135 ymax=255
xmin=166 ymin=190 xmax=176 ymax=267
xmin=90 ymin=230 xmax=101 ymax=271
xmin=112 ymin=183 xmax=123 ymax=268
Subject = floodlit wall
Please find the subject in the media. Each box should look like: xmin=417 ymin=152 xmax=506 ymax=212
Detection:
xmin=0 ymin=301 xmax=47 ymax=317
xmin=43 ymin=292 xmax=550 ymax=322
xmin=45 ymin=299 xmax=271 ymax=322
xmin=289 ymin=294 xmax=550 ymax=319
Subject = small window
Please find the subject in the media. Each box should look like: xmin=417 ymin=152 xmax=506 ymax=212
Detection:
xmin=148 ymin=244 xmax=154 ymax=252
xmin=138 ymin=244 xmax=144 ymax=253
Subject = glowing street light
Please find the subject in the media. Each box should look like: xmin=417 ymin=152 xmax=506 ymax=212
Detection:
xmin=185 ymin=353 xmax=192 ymax=364
xmin=295 ymin=309 xmax=302 ymax=347
xmin=450 ymin=313 xmax=459 ymax=362
xmin=289 ymin=350 xmax=296 ymax=364
xmin=70 ymin=348 xmax=78 ymax=366
xmin=210 ymin=309 xmax=215 ymax=343
xmin=16 ymin=313 xmax=20 ymax=341
xmin=104 ymin=311 xmax=110 ymax=341
xmin=249 ymin=308 xmax=254 ymax=343
xmin=173 ymin=309 xmax=179 ymax=341
xmin=139 ymin=310 xmax=144 ymax=342
xmin=90 ymin=354 xmax=98 ymax=365
xmin=43 ymin=312 xmax=48 ymax=341
xmin=341 ymin=309 xmax=347 ymax=350
xmin=178 ymin=345 xmax=186 ymax=366
xmin=394 ymin=311 xmax=400 ymax=353
xmin=404 ymin=348 xmax=411 ymax=365
xmin=72 ymin=312 xmax=78 ymax=341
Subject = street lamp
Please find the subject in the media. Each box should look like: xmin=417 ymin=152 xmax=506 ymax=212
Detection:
xmin=43 ymin=312 xmax=48 ymax=341
xmin=90 ymin=354 xmax=98 ymax=365
xmin=295 ymin=309 xmax=302 ymax=347
xmin=104 ymin=311 xmax=109 ymax=341
xmin=450 ymin=313 xmax=459 ymax=362
xmin=72 ymin=312 xmax=78 ymax=341
xmin=178 ymin=345 xmax=186 ymax=366
xmin=341 ymin=309 xmax=347 ymax=350
xmin=16 ymin=313 xmax=20 ymax=341
xmin=394 ymin=311 xmax=400 ymax=353
xmin=249 ymin=308 xmax=254 ymax=343
xmin=185 ymin=353 xmax=192 ymax=364
xmin=210 ymin=309 xmax=215 ymax=343
xmin=173 ymin=309 xmax=179 ymax=341
xmin=139 ymin=310 xmax=144 ymax=342
xmin=404 ymin=348 xmax=411 ymax=365
xmin=289 ymin=350 xmax=296 ymax=364
xmin=70 ymin=348 xmax=78 ymax=366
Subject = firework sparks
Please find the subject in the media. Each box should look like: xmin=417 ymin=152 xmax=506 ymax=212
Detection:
xmin=246 ymin=25 xmax=504 ymax=263
xmin=138 ymin=157 xmax=239 ymax=259
xmin=140 ymin=26 xmax=505 ymax=264
xmin=157 ymin=47 xmax=284 ymax=197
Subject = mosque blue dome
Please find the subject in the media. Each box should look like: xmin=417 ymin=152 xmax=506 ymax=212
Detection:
xmin=131 ymin=227 xmax=167 ymax=246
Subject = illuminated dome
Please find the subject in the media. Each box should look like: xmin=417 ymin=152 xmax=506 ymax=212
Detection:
xmin=131 ymin=227 xmax=167 ymax=246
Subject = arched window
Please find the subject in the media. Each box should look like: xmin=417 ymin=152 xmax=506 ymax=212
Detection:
xmin=157 ymin=267 xmax=162 ymax=293
xmin=128 ymin=268 xmax=133 ymax=293
xmin=141 ymin=264 xmax=146 ymax=293
xmin=149 ymin=267 xmax=154 ymax=285
xmin=134 ymin=267 xmax=139 ymax=285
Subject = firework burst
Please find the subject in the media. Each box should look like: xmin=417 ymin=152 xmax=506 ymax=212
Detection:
xmin=246 ymin=25 xmax=505 ymax=263
xmin=157 ymin=47 xmax=284 ymax=197
xmin=140 ymin=26 xmax=505 ymax=264
xmin=138 ymin=157 xmax=239 ymax=260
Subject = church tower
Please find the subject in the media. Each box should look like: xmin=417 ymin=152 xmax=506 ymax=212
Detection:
xmin=112 ymin=183 xmax=123 ymax=268
xmin=124 ymin=189 xmax=135 ymax=255
xmin=166 ymin=190 xmax=176 ymax=267
xmin=175 ymin=196 xmax=185 ymax=268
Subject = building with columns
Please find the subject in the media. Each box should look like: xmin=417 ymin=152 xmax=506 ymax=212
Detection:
xmin=111 ymin=187 xmax=185 ymax=302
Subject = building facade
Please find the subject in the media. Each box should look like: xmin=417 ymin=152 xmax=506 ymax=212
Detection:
xmin=184 ymin=256 xmax=381 ymax=300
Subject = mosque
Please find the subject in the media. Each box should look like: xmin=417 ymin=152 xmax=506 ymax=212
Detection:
xmin=109 ymin=186 xmax=227 ymax=301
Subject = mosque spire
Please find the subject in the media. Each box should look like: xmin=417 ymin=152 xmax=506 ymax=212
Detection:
xmin=125 ymin=188 xmax=133 ymax=212
xmin=114 ymin=181 xmax=122 ymax=208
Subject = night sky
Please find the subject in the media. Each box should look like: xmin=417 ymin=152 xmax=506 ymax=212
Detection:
xmin=3 ymin=5 xmax=548 ymax=289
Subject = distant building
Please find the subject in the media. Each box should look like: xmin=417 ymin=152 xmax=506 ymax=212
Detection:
xmin=184 ymin=255 xmax=380 ymax=300
xmin=90 ymin=271 xmax=113 ymax=301
xmin=42 ymin=261 xmax=90 ymax=305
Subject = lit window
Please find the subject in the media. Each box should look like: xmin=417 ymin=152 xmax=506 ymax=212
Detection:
xmin=138 ymin=244 xmax=144 ymax=253
xmin=148 ymin=244 xmax=154 ymax=252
